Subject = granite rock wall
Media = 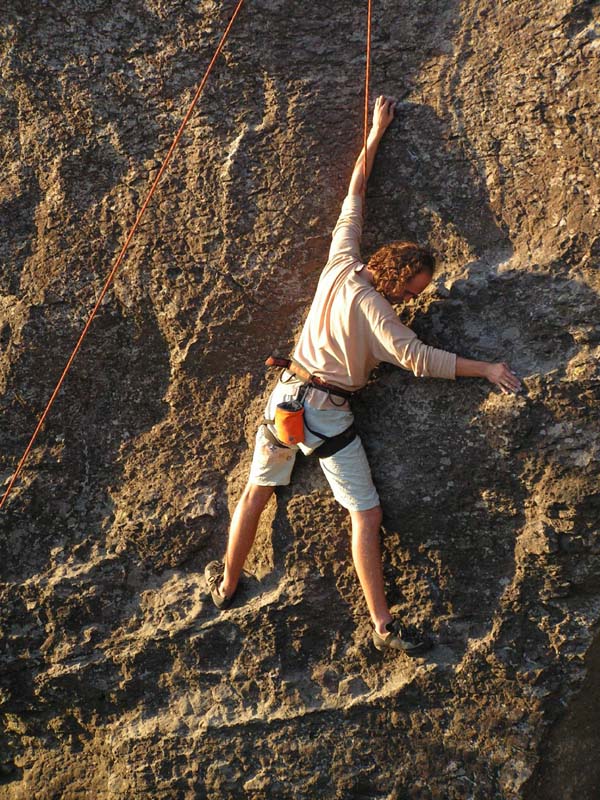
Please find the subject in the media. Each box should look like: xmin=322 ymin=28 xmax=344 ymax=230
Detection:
xmin=0 ymin=1 xmax=599 ymax=798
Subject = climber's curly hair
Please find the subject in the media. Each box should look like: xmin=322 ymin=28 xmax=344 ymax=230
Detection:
xmin=367 ymin=241 xmax=435 ymax=300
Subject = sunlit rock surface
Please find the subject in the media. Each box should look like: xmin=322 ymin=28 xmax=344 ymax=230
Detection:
xmin=1 ymin=1 xmax=599 ymax=798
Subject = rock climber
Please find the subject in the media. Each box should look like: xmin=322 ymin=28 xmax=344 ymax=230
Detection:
xmin=205 ymin=96 xmax=521 ymax=654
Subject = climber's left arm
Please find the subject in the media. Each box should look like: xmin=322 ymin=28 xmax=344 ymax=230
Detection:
xmin=348 ymin=95 xmax=395 ymax=197
xmin=456 ymin=357 xmax=521 ymax=394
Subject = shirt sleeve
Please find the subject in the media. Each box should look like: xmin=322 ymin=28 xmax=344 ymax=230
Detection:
xmin=328 ymin=193 xmax=363 ymax=263
xmin=372 ymin=315 xmax=457 ymax=380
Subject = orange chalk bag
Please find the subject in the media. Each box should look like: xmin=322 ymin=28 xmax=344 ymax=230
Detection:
xmin=274 ymin=399 xmax=305 ymax=446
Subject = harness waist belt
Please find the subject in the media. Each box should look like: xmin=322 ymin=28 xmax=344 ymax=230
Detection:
xmin=265 ymin=356 xmax=354 ymax=400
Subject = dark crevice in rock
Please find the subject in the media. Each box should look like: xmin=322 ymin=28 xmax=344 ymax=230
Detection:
xmin=524 ymin=627 xmax=600 ymax=800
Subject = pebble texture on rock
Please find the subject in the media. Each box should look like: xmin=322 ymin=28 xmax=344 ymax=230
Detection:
xmin=1 ymin=1 xmax=599 ymax=798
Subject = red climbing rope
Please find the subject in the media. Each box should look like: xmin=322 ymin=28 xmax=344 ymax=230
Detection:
xmin=0 ymin=0 xmax=246 ymax=510
xmin=363 ymin=0 xmax=372 ymax=193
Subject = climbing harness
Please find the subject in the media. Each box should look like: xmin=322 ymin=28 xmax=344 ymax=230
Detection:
xmin=308 ymin=422 xmax=357 ymax=459
xmin=265 ymin=356 xmax=354 ymax=404
xmin=263 ymin=356 xmax=358 ymax=458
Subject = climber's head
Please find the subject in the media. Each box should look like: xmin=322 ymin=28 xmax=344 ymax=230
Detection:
xmin=367 ymin=241 xmax=435 ymax=303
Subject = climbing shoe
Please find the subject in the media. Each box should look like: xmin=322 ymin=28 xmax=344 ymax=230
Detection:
xmin=372 ymin=619 xmax=433 ymax=656
xmin=204 ymin=560 xmax=234 ymax=610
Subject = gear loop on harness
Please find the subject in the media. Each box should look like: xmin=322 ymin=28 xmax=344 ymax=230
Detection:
xmin=327 ymin=389 xmax=348 ymax=408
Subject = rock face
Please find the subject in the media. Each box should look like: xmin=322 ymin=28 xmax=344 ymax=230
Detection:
xmin=1 ymin=0 xmax=599 ymax=797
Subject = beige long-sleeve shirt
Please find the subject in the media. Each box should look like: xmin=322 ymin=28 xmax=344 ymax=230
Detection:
xmin=292 ymin=193 xmax=456 ymax=406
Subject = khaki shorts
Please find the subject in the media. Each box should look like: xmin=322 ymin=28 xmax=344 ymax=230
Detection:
xmin=248 ymin=376 xmax=380 ymax=512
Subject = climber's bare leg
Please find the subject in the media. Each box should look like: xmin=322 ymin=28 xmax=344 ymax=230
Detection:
xmin=220 ymin=483 xmax=275 ymax=598
xmin=349 ymin=505 xmax=393 ymax=636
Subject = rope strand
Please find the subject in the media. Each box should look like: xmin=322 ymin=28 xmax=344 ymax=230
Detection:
xmin=0 ymin=0 xmax=247 ymax=510
xmin=363 ymin=0 xmax=372 ymax=195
